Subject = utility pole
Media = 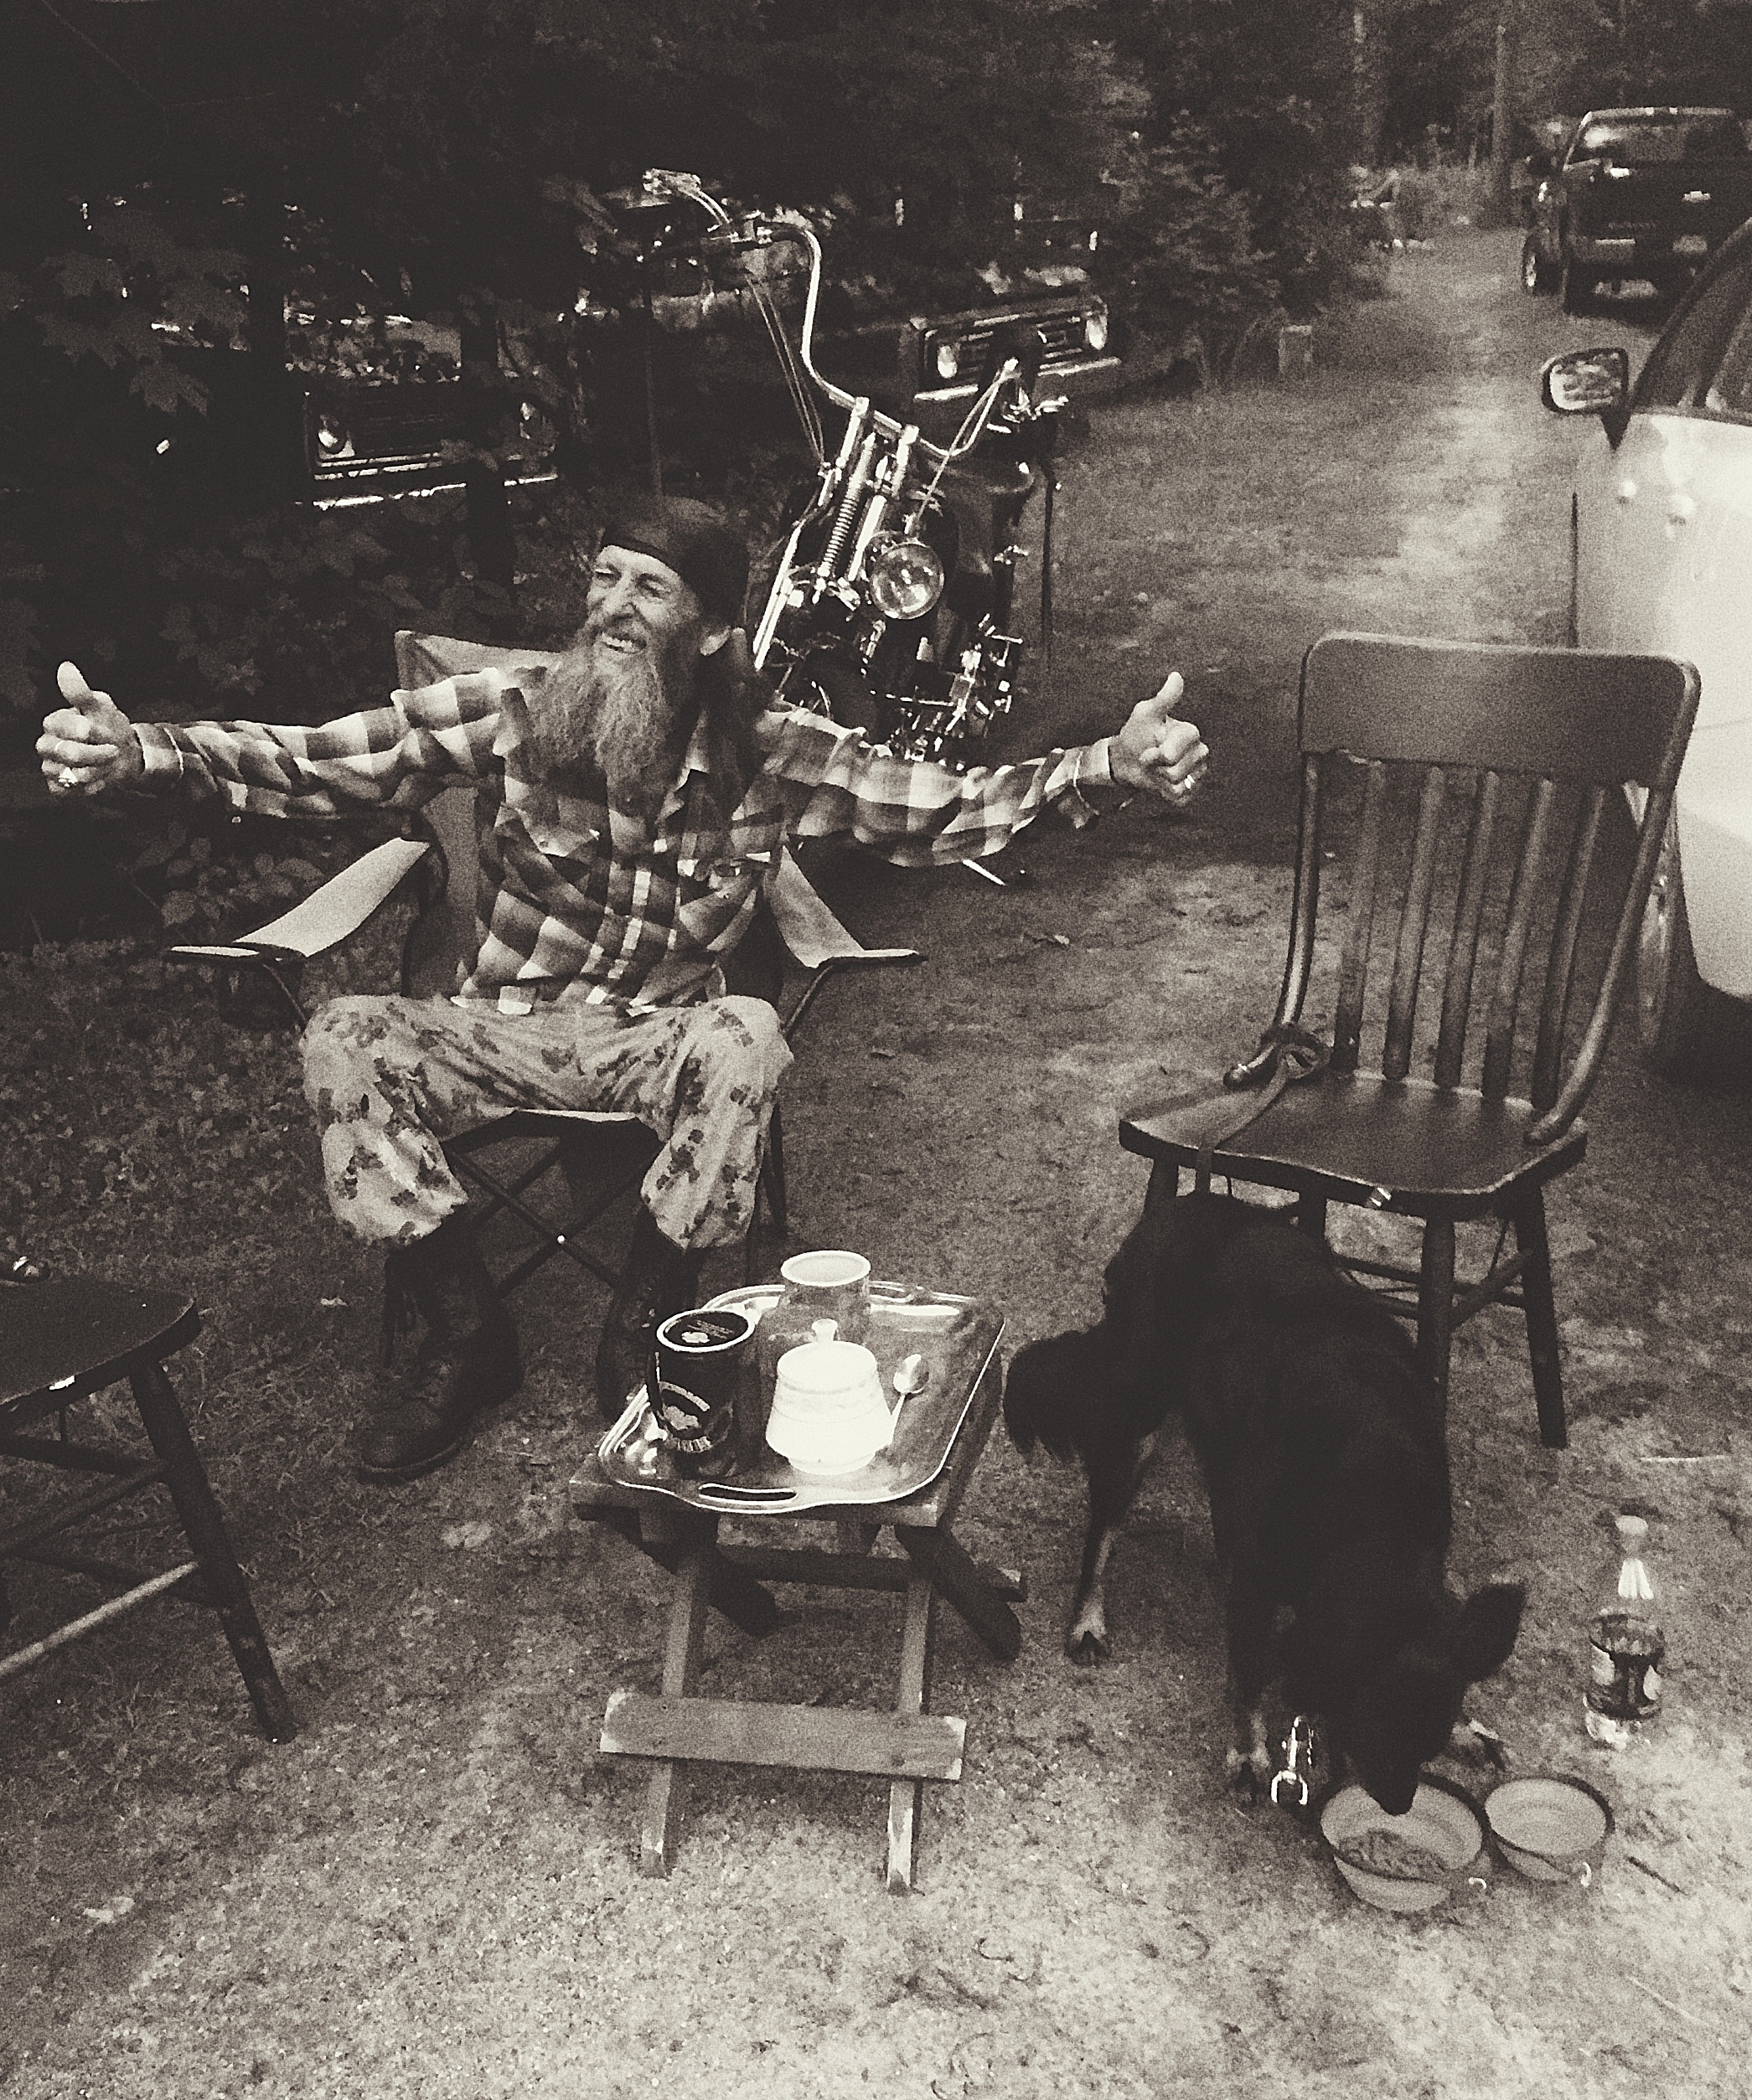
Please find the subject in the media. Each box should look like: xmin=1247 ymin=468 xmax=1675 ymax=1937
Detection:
xmin=1489 ymin=8 xmax=1520 ymax=226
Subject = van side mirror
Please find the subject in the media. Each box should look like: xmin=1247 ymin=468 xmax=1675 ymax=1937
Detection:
xmin=1541 ymin=346 xmax=1630 ymax=419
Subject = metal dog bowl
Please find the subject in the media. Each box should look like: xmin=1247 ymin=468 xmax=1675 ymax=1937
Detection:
xmin=1485 ymin=1773 xmax=1614 ymax=1886
xmin=1320 ymin=1776 xmax=1489 ymax=1913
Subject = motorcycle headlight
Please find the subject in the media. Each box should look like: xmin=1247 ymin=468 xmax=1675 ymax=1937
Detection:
xmin=933 ymin=338 xmax=962 ymax=380
xmin=1084 ymin=307 xmax=1109 ymax=353
xmin=866 ymin=536 xmax=946 ymax=621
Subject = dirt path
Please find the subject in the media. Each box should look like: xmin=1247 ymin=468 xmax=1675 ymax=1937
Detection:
xmin=6 ymin=230 xmax=1750 ymax=2100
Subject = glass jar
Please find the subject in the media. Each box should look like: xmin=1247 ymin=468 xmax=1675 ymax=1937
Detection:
xmin=755 ymin=1249 xmax=873 ymax=1395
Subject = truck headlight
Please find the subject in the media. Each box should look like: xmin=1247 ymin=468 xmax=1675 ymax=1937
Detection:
xmin=314 ymin=411 xmax=352 ymax=457
xmin=866 ymin=536 xmax=946 ymax=621
xmin=933 ymin=338 xmax=962 ymax=380
xmin=1084 ymin=307 xmax=1109 ymax=353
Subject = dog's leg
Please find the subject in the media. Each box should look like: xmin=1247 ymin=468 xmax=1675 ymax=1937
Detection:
xmin=1222 ymin=1575 xmax=1278 ymax=1798
xmin=1065 ymin=1430 xmax=1156 ymax=1664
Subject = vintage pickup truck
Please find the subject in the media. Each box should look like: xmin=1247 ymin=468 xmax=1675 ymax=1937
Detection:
xmin=1521 ymin=106 xmax=1752 ymax=313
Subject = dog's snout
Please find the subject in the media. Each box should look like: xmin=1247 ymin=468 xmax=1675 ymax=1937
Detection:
xmin=1370 ymin=1773 xmax=1420 ymax=1818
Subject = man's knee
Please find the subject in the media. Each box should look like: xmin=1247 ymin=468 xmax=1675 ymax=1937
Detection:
xmin=301 ymin=995 xmax=406 ymax=1110
xmin=707 ymin=995 xmax=792 ymax=1088
xmin=716 ymin=993 xmax=783 ymax=1050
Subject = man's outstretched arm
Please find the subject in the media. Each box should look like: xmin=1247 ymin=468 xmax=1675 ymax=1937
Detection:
xmin=762 ymin=668 xmax=1209 ymax=867
xmin=39 ymin=660 xmax=502 ymax=818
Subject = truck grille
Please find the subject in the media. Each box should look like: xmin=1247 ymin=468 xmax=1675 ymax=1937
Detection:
xmin=938 ymin=309 xmax=1095 ymax=375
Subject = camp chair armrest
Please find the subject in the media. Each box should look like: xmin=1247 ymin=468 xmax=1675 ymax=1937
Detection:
xmin=166 ymin=837 xmax=432 ymax=968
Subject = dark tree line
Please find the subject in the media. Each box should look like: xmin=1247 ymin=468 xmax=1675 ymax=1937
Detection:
xmin=3 ymin=0 xmax=1743 ymax=728
xmin=1362 ymin=0 xmax=1752 ymax=167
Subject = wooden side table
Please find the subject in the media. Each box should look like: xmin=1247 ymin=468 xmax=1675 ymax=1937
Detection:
xmin=570 ymin=1322 xmax=1022 ymax=1891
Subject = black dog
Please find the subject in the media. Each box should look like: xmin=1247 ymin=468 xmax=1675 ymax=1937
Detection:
xmin=1005 ymin=1187 xmax=1524 ymax=1814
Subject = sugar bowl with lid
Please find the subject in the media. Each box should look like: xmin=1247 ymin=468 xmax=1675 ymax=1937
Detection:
xmin=765 ymin=1318 xmax=901 ymax=1477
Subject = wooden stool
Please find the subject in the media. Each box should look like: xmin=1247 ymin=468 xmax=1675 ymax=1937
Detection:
xmin=571 ymin=1336 xmax=1021 ymax=1891
xmin=0 ymin=1275 xmax=295 ymax=1742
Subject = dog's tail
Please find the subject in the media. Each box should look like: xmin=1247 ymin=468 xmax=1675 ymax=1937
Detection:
xmin=1002 ymin=1329 xmax=1102 ymax=1462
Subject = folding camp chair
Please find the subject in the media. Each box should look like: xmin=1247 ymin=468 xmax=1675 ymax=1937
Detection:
xmin=168 ymin=631 xmax=919 ymax=1318
xmin=1119 ymin=634 xmax=1698 ymax=1448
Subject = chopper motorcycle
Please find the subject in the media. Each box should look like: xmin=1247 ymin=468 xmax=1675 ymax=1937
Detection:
xmin=627 ymin=170 xmax=1070 ymax=769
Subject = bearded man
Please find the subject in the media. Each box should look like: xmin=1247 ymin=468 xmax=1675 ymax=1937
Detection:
xmin=39 ymin=496 xmax=1208 ymax=1482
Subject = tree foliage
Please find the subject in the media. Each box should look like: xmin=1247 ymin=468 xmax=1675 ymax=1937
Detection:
xmin=0 ymin=0 xmax=1367 ymax=737
xmin=1361 ymin=0 xmax=1752 ymax=165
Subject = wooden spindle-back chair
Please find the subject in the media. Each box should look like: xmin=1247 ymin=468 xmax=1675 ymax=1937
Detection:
xmin=1120 ymin=633 xmax=1698 ymax=1447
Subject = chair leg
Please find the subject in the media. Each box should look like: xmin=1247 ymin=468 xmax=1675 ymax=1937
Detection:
xmin=127 ymin=1361 xmax=297 ymax=1743
xmin=1415 ymin=1219 xmax=1456 ymax=1433
xmin=1512 ymin=1190 xmax=1567 ymax=1450
xmin=640 ymin=1516 xmax=716 ymax=1878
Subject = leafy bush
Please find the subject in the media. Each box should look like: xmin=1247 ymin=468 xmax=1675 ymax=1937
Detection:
xmin=127 ymin=819 xmax=328 ymax=940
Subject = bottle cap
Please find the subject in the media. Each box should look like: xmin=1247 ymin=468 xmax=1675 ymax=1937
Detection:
xmin=1615 ymin=1514 xmax=1648 ymax=1544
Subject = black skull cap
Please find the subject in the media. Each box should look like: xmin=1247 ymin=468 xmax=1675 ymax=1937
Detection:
xmin=596 ymin=495 xmax=749 ymax=627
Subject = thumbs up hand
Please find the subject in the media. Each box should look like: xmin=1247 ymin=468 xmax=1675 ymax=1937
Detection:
xmin=1110 ymin=671 xmax=1208 ymax=804
xmin=38 ymin=663 xmax=143 ymax=797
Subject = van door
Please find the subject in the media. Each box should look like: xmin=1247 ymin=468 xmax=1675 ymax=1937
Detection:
xmin=1584 ymin=250 xmax=1752 ymax=672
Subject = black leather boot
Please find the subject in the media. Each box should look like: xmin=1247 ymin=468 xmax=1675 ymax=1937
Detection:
xmin=359 ymin=1215 xmax=522 ymax=1482
xmin=595 ymin=1209 xmax=703 ymax=1422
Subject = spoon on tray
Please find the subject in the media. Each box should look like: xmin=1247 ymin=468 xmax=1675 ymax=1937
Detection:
xmin=889 ymin=1353 xmax=929 ymax=1440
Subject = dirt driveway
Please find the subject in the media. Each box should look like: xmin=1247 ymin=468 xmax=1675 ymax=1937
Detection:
xmin=5 ymin=229 xmax=1750 ymax=2099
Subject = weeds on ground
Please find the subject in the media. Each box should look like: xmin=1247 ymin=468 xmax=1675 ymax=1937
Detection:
xmin=0 ymin=913 xmax=616 ymax=2068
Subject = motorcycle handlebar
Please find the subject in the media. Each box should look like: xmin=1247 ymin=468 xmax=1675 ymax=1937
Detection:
xmin=755 ymin=219 xmax=1016 ymax=470
xmin=638 ymin=171 xmax=1018 ymax=472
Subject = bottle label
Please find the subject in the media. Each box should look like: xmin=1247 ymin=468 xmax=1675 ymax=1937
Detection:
xmin=1587 ymin=1637 xmax=1664 ymax=1721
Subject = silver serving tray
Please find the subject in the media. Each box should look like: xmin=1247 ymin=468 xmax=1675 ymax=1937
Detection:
xmin=596 ymin=1280 xmax=1003 ymax=1514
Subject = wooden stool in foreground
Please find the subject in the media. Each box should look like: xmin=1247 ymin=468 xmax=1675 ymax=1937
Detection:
xmin=571 ymin=1306 xmax=1020 ymax=1891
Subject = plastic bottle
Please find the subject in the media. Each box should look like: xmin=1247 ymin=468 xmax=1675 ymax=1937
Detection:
xmin=1584 ymin=1514 xmax=1665 ymax=1747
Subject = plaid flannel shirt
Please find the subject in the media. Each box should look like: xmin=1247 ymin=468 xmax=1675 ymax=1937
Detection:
xmin=135 ymin=668 xmax=1120 ymax=1008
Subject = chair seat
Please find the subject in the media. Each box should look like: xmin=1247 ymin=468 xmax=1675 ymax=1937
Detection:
xmin=1119 ymin=1071 xmax=1588 ymax=1220
xmin=0 ymin=1278 xmax=199 ymax=1420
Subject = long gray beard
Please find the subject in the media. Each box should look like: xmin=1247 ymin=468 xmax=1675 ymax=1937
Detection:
xmin=528 ymin=629 xmax=695 ymax=825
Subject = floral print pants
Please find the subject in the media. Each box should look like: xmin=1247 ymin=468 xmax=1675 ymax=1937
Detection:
xmin=300 ymin=993 xmax=793 ymax=1251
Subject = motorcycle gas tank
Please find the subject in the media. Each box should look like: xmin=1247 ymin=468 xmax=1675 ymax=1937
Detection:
xmin=935 ymin=451 xmax=1038 ymax=562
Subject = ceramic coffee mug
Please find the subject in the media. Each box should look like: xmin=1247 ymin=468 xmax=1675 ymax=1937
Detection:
xmin=651 ymin=1307 xmax=755 ymax=1478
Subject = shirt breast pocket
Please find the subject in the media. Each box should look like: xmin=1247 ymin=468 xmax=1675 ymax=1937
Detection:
xmin=512 ymin=809 xmax=601 ymax=876
xmin=676 ymin=852 xmax=763 ymax=901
